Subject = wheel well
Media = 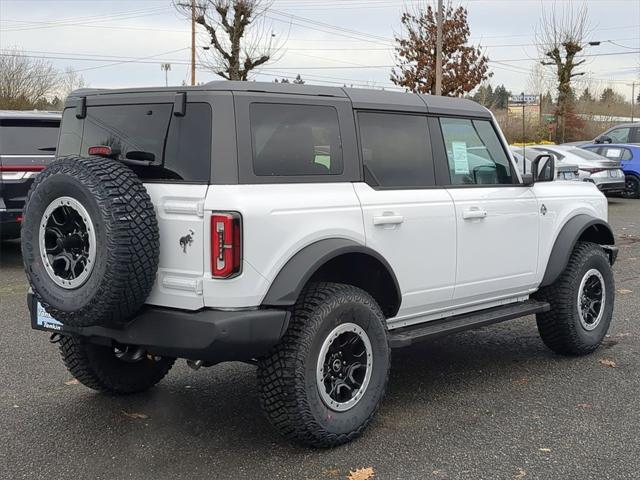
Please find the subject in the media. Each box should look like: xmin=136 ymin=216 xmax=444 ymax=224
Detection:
xmin=578 ymin=223 xmax=615 ymax=245
xmin=308 ymin=253 xmax=400 ymax=318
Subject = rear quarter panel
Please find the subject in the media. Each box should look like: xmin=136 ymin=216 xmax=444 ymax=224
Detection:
xmin=202 ymin=183 xmax=365 ymax=308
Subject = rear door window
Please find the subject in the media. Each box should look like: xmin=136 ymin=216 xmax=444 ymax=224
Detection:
xmin=61 ymin=102 xmax=211 ymax=182
xmin=357 ymin=112 xmax=434 ymax=187
xmin=250 ymin=103 xmax=343 ymax=176
xmin=81 ymin=104 xmax=172 ymax=162
xmin=0 ymin=119 xmax=59 ymax=155
xmin=439 ymin=118 xmax=513 ymax=185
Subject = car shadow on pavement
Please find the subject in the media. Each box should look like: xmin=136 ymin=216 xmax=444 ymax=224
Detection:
xmin=0 ymin=239 xmax=22 ymax=268
xmin=29 ymin=321 xmax=561 ymax=458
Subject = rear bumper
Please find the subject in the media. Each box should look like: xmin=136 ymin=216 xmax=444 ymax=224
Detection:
xmin=590 ymin=180 xmax=625 ymax=193
xmin=28 ymin=292 xmax=290 ymax=364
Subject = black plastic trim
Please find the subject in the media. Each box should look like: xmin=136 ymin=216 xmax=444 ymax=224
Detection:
xmin=261 ymin=238 xmax=401 ymax=309
xmin=29 ymin=293 xmax=289 ymax=364
xmin=540 ymin=214 xmax=616 ymax=287
xmin=389 ymin=299 xmax=550 ymax=348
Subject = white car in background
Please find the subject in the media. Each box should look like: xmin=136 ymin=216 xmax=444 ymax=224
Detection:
xmin=513 ymin=145 xmax=625 ymax=194
xmin=510 ymin=146 xmax=580 ymax=181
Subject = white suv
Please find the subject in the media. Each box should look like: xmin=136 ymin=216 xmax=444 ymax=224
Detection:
xmin=22 ymin=82 xmax=618 ymax=448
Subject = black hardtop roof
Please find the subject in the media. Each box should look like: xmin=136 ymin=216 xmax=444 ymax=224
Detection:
xmin=68 ymin=81 xmax=491 ymax=118
xmin=0 ymin=110 xmax=61 ymax=121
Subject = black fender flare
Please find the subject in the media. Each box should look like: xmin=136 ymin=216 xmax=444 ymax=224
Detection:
xmin=540 ymin=214 xmax=615 ymax=287
xmin=261 ymin=238 xmax=401 ymax=309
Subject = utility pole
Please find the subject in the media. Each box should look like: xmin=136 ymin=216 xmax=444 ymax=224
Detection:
xmin=632 ymin=82 xmax=636 ymax=122
xmin=161 ymin=63 xmax=171 ymax=87
xmin=435 ymin=0 xmax=443 ymax=96
xmin=191 ymin=0 xmax=196 ymax=86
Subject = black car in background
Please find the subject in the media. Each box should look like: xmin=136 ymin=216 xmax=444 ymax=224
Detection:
xmin=0 ymin=111 xmax=61 ymax=239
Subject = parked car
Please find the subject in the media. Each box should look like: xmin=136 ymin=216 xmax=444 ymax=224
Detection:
xmin=581 ymin=143 xmax=640 ymax=198
xmin=510 ymin=146 xmax=580 ymax=181
xmin=23 ymin=82 xmax=617 ymax=448
xmin=520 ymin=145 xmax=625 ymax=194
xmin=566 ymin=122 xmax=640 ymax=147
xmin=0 ymin=110 xmax=61 ymax=239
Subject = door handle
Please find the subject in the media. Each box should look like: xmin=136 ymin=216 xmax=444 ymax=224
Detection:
xmin=373 ymin=214 xmax=404 ymax=226
xmin=462 ymin=207 xmax=488 ymax=220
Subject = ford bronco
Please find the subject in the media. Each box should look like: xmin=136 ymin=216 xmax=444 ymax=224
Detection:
xmin=22 ymin=82 xmax=617 ymax=448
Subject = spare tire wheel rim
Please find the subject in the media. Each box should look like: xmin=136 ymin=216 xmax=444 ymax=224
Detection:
xmin=316 ymin=322 xmax=373 ymax=412
xmin=577 ymin=268 xmax=606 ymax=331
xmin=39 ymin=196 xmax=97 ymax=289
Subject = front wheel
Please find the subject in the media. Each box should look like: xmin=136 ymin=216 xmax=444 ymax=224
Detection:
xmin=534 ymin=241 xmax=615 ymax=356
xmin=257 ymin=283 xmax=390 ymax=448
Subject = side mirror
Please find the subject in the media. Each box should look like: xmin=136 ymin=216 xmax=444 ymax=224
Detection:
xmin=531 ymin=154 xmax=555 ymax=183
xmin=595 ymin=135 xmax=612 ymax=144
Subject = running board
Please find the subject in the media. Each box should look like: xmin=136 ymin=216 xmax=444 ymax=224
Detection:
xmin=388 ymin=300 xmax=550 ymax=348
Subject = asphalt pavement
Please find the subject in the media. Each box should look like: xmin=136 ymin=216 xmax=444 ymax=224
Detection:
xmin=1 ymin=198 xmax=638 ymax=480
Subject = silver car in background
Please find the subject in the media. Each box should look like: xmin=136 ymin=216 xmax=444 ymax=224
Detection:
xmin=513 ymin=145 xmax=625 ymax=193
xmin=510 ymin=146 xmax=580 ymax=182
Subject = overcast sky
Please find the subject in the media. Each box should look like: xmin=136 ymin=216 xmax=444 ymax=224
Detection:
xmin=1 ymin=0 xmax=638 ymax=100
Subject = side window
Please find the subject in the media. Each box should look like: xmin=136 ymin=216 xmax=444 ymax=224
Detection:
xmin=250 ymin=103 xmax=343 ymax=176
xmin=58 ymin=108 xmax=83 ymax=156
xmin=164 ymin=103 xmax=212 ymax=182
xmin=600 ymin=146 xmax=624 ymax=161
xmin=439 ymin=117 xmax=513 ymax=185
xmin=357 ymin=112 xmax=433 ymax=187
xmin=607 ymin=127 xmax=630 ymax=143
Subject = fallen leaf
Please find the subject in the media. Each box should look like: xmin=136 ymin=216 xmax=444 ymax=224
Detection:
xmin=515 ymin=468 xmax=527 ymax=479
xmin=539 ymin=448 xmax=552 ymax=453
xmin=514 ymin=377 xmax=530 ymax=385
xmin=323 ymin=468 xmax=340 ymax=477
xmin=122 ymin=411 xmax=148 ymax=420
xmin=64 ymin=379 xmax=80 ymax=386
xmin=347 ymin=467 xmax=375 ymax=480
xmin=577 ymin=403 xmax=592 ymax=409
xmin=617 ymin=289 xmax=633 ymax=295
xmin=598 ymin=358 xmax=617 ymax=368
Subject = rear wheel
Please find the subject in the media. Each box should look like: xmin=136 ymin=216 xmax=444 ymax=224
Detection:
xmin=59 ymin=335 xmax=174 ymax=394
xmin=257 ymin=283 xmax=390 ymax=448
xmin=623 ymin=175 xmax=640 ymax=199
xmin=534 ymin=241 xmax=614 ymax=356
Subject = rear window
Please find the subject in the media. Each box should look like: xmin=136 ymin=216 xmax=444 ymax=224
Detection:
xmin=57 ymin=102 xmax=212 ymax=182
xmin=250 ymin=103 xmax=343 ymax=176
xmin=0 ymin=119 xmax=59 ymax=155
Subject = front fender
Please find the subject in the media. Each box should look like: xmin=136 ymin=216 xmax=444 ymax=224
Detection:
xmin=540 ymin=214 xmax=615 ymax=287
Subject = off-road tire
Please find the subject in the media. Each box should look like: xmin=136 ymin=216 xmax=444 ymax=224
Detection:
xmin=59 ymin=335 xmax=174 ymax=394
xmin=623 ymin=174 xmax=640 ymax=199
xmin=534 ymin=241 xmax=614 ymax=356
xmin=257 ymin=282 xmax=390 ymax=448
xmin=21 ymin=156 xmax=159 ymax=328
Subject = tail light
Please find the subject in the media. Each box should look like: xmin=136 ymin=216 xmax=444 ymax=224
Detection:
xmin=0 ymin=165 xmax=45 ymax=180
xmin=211 ymin=212 xmax=242 ymax=278
xmin=579 ymin=168 xmax=606 ymax=174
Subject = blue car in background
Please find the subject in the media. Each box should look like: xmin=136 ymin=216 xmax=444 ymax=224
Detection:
xmin=582 ymin=143 xmax=640 ymax=199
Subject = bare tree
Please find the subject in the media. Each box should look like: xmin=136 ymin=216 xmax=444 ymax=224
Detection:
xmin=536 ymin=2 xmax=591 ymax=143
xmin=59 ymin=67 xmax=87 ymax=99
xmin=175 ymin=0 xmax=281 ymax=81
xmin=0 ymin=48 xmax=59 ymax=109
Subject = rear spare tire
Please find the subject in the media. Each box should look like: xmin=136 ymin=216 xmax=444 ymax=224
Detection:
xmin=21 ymin=156 xmax=159 ymax=328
